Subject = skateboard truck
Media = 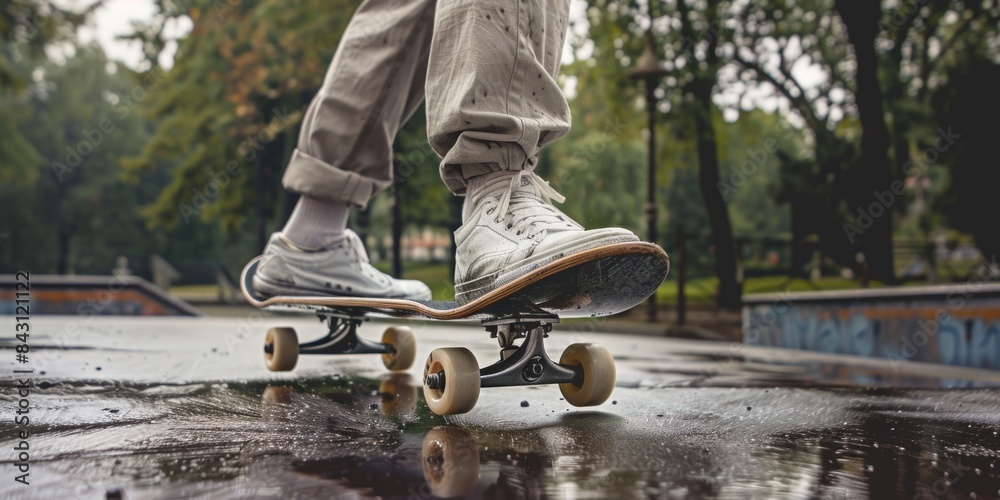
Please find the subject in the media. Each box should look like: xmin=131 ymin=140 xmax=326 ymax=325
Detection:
xmin=476 ymin=310 xmax=582 ymax=389
xmin=424 ymin=319 xmax=581 ymax=392
xmin=296 ymin=311 xmax=390 ymax=356
xmin=262 ymin=309 xmax=418 ymax=373
xmin=422 ymin=304 xmax=616 ymax=415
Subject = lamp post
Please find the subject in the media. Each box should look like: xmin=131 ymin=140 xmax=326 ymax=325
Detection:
xmin=630 ymin=38 xmax=668 ymax=323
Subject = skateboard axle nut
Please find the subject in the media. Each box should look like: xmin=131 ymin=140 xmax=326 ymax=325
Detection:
xmin=522 ymin=355 xmax=545 ymax=382
xmin=426 ymin=372 xmax=446 ymax=390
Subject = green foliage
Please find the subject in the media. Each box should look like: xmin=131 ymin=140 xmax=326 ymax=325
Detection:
xmin=123 ymin=0 xmax=359 ymax=232
xmin=0 ymin=46 xmax=155 ymax=273
xmin=0 ymin=0 xmax=92 ymax=92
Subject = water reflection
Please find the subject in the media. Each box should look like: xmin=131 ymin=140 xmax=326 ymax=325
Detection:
xmin=8 ymin=371 xmax=998 ymax=498
xmin=256 ymin=377 xmax=999 ymax=499
xmin=751 ymin=403 xmax=1000 ymax=499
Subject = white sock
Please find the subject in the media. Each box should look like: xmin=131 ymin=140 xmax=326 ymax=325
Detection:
xmin=281 ymin=196 xmax=350 ymax=250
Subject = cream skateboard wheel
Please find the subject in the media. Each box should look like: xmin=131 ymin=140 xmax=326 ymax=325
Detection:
xmin=422 ymin=426 xmax=480 ymax=497
xmin=381 ymin=326 xmax=416 ymax=371
xmin=264 ymin=327 xmax=299 ymax=372
xmin=261 ymin=386 xmax=294 ymax=405
xmin=379 ymin=373 xmax=417 ymax=417
xmin=558 ymin=343 xmax=616 ymax=407
xmin=423 ymin=348 xmax=480 ymax=415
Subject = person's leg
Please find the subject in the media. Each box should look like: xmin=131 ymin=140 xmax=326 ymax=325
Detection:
xmin=281 ymin=0 xmax=436 ymax=249
xmin=426 ymin=0 xmax=639 ymax=305
xmin=426 ymin=0 xmax=571 ymax=194
xmin=285 ymin=0 xmax=435 ymax=208
xmin=255 ymin=0 xmax=435 ymax=299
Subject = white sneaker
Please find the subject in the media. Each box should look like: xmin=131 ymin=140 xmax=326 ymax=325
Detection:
xmin=454 ymin=170 xmax=639 ymax=305
xmin=252 ymin=230 xmax=432 ymax=300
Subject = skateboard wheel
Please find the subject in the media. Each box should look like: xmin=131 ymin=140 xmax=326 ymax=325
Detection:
xmin=381 ymin=326 xmax=416 ymax=371
xmin=558 ymin=343 xmax=616 ymax=407
xmin=379 ymin=373 xmax=418 ymax=418
xmin=423 ymin=348 xmax=480 ymax=415
xmin=264 ymin=327 xmax=299 ymax=372
xmin=261 ymin=386 xmax=294 ymax=405
xmin=421 ymin=426 xmax=480 ymax=498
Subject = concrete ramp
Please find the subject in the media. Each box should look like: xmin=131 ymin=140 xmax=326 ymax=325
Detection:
xmin=0 ymin=274 xmax=202 ymax=316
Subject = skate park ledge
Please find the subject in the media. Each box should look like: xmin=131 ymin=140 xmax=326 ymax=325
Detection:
xmin=0 ymin=274 xmax=202 ymax=316
xmin=743 ymin=282 xmax=1000 ymax=370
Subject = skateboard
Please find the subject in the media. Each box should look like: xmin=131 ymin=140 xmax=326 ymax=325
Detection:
xmin=240 ymin=242 xmax=669 ymax=415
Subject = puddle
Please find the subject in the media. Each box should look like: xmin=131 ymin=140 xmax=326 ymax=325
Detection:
xmin=3 ymin=373 xmax=999 ymax=499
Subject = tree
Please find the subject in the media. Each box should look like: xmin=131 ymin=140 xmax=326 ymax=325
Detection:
xmin=674 ymin=0 xmax=742 ymax=307
xmin=123 ymin=0 xmax=358 ymax=248
xmin=935 ymin=58 xmax=1000 ymax=261
xmin=577 ymin=0 xmax=743 ymax=306
xmin=728 ymin=0 xmax=862 ymax=276
xmin=0 ymin=1 xmax=94 ymax=194
xmin=835 ymin=0 xmax=897 ymax=283
xmin=0 ymin=46 xmax=154 ymax=274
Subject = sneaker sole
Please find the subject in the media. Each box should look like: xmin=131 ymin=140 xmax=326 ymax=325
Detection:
xmin=454 ymin=233 xmax=640 ymax=306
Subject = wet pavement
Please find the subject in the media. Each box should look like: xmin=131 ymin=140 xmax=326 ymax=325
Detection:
xmin=3 ymin=315 xmax=1000 ymax=499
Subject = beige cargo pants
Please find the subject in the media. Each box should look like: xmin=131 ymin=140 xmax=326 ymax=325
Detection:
xmin=281 ymin=0 xmax=572 ymax=208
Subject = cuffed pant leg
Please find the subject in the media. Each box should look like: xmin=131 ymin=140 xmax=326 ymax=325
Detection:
xmin=426 ymin=0 xmax=572 ymax=195
xmin=282 ymin=0 xmax=436 ymax=208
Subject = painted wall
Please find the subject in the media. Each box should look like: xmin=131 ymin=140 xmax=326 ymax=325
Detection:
xmin=744 ymin=285 xmax=1000 ymax=370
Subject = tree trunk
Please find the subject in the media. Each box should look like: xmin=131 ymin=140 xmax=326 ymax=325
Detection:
xmin=836 ymin=0 xmax=897 ymax=284
xmin=57 ymin=226 xmax=70 ymax=275
xmin=691 ymin=81 xmax=742 ymax=308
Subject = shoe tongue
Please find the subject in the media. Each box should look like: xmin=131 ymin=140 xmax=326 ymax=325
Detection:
xmin=511 ymin=174 xmax=542 ymax=198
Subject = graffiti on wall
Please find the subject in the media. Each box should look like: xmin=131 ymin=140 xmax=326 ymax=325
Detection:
xmin=745 ymin=297 xmax=1000 ymax=371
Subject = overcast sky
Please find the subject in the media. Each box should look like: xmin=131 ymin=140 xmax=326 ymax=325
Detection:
xmin=66 ymin=0 xmax=189 ymax=69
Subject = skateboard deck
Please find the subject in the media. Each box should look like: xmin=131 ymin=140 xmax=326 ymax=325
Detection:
xmin=240 ymin=242 xmax=669 ymax=320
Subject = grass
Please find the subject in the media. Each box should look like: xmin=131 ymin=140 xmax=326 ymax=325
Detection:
xmin=655 ymin=275 xmax=886 ymax=305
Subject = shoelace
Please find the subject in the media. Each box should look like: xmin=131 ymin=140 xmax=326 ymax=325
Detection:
xmin=486 ymin=171 xmax=580 ymax=238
